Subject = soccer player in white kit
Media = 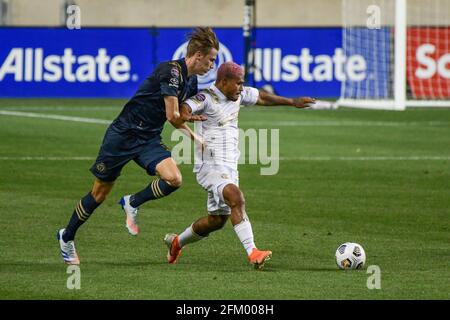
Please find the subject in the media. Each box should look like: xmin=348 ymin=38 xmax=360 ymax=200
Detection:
xmin=164 ymin=61 xmax=315 ymax=269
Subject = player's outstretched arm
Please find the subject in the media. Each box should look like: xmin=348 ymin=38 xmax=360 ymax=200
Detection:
xmin=180 ymin=103 xmax=207 ymax=123
xmin=257 ymin=90 xmax=316 ymax=108
xmin=165 ymin=99 xmax=206 ymax=127
xmin=164 ymin=96 xmax=181 ymax=123
xmin=170 ymin=103 xmax=206 ymax=149
xmin=174 ymin=122 xmax=204 ymax=148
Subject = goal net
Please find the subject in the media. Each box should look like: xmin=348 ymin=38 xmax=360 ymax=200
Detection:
xmin=338 ymin=0 xmax=450 ymax=110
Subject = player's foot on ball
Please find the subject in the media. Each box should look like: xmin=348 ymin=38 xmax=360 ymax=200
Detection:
xmin=164 ymin=233 xmax=182 ymax=264
xmin=57 ymin=229 xmax=80 ymax=265
xmin=248 ymin=248 xmax=272 ymax=270
xmin=119 ymin=195 xmax=139 ymax=236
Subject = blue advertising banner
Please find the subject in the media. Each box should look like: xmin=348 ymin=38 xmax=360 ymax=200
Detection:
xmin=0 ymin=27 xmax=388 ymax=98
xmin=0 ymin=28 xmax=153 ymax=98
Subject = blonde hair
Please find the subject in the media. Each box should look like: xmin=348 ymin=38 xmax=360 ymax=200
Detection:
xmin=186 ymin=27 xmax=219 ymax=57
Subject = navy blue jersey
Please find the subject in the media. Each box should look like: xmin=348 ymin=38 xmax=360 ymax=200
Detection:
xmin=112 ymin=58 xmax=198 ymax=142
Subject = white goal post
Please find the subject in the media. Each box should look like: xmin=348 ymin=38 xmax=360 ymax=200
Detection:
xmin=338 ymin=0 xmax=450 ymax=110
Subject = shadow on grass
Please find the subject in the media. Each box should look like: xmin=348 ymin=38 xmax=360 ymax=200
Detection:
xmin=1 ymin=259 xmax=341 ymax=274
xmin=0 ymin=261 xmax=65 ymax=272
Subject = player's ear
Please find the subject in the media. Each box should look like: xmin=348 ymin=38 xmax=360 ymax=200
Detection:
xmin=194 ymin=51 xmax=204 ymax=60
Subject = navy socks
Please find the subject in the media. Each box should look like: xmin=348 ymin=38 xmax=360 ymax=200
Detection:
xmin=63 ymin=192 xmax=101 ymax=242
xmin=130 ymin=178 xmax=179 ymax=208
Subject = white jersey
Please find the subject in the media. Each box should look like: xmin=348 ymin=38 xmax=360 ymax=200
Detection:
xmin=184 ymin=84 xmax=259 ymax=172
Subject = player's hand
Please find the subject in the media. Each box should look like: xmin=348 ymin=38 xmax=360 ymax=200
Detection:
xmin=182 ymin=114 xmax=208 ymax=122
xmin=292 ymin=97 xmax=316 ymax=108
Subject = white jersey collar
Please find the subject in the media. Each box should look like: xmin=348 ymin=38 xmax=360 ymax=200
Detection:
xmin=210 ymin=84 xmax=228 ymax=102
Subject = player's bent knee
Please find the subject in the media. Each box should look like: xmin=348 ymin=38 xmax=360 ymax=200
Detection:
xmin=91 ymin=180 xmax=114 ymax=203
xmin=156 ymin=158 xmax=182 ymax=187
xmin=164 ymin=172 xmax=182 ymax=188
xmin=223 ymin=184 xmax=245 ymax=209
xmin=91 ymin=189 xmax=108 ymax=203
xmin=230 ymin=197 xmax=245 ymax=209
xmin=91 ymin=186 xmax=112 ymax=203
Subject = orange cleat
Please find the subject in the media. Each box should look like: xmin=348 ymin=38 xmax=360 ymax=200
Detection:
xmin=248 ymin=248 xmax=272 ymax=270
xmin=164 ymin=233 xmax=182 ymax=264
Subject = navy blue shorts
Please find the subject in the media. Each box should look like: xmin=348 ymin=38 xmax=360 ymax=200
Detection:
xmin=90 ymin=125 xmax=171 ymax=182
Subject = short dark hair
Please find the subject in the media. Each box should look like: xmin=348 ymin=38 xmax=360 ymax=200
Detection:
xmin=186 ymin=27 xmax=219 ymax=57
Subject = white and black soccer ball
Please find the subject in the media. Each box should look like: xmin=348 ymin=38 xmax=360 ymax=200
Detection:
xmin=335 ymin=242 xmax=366 ymax=270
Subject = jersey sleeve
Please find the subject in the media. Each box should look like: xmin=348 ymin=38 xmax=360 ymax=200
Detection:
xmin=240 ymin=86 xmax=259 ymax=106
xmin=159 ymin=63 xmax=182 ymax=97
xmin=183 ymin=92 xmax=209 ymax=114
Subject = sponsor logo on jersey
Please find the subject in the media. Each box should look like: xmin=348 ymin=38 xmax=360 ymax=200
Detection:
xmin=169 ymin=77 xmax=179 ymax=86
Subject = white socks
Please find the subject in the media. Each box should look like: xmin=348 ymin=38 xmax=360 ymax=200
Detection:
xmin=178 ymin=224 xmax=205 ymax=247
xmin=178 ymin=219 xmax=256 ymax=256
xmin=233 ymin=219 xmax=256 ymax=255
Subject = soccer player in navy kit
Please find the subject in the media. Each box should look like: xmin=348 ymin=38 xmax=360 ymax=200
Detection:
xmin=57 ymin=27 xmax=219 ymax=265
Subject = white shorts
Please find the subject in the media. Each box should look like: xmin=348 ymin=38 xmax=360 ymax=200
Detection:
xmin=196 ymin=164 xmax=239 ymax=215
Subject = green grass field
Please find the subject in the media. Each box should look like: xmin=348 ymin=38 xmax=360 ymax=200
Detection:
xmin=0 ymin=99 xmax=449 ymax=299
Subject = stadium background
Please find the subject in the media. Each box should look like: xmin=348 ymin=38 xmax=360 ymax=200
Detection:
xmin=1 ymin=0 xmax=447 ymax=99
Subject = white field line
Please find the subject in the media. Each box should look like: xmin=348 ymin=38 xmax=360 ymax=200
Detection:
xmin=244 ymin=120 xmax=450 ymax=127
xmin=279 ymin=156 xmax=450 ymax=161
xmin=0 ymin=156 xmax=95 ymax=160
xmin=0 ymin=106 xmax=121 ymax=111
xmin=0 ymin=156 xmax=449 ymax=161
xmin=1 ymin=110 xmax=449 ymax=127
xmin=0 ymin=110 xmax=111 ymax=124
xmin=0 ymin=110 xmax=448 ymax=162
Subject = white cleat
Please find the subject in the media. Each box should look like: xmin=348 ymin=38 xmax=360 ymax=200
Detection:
xmin=119 ymin=195 xmax=140 ymax=236
xmin=164 ymin=233 xmax=182 ymax=264
xmin=57 ymin=229 xmax=80 ymax=265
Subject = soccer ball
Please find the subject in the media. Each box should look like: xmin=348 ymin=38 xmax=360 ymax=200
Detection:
xmin=335 ymin=242 xmax=366 ymax=270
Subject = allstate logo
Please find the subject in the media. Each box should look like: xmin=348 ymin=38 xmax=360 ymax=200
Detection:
xmin=172 ymin=41 xmax=233 ymax=89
